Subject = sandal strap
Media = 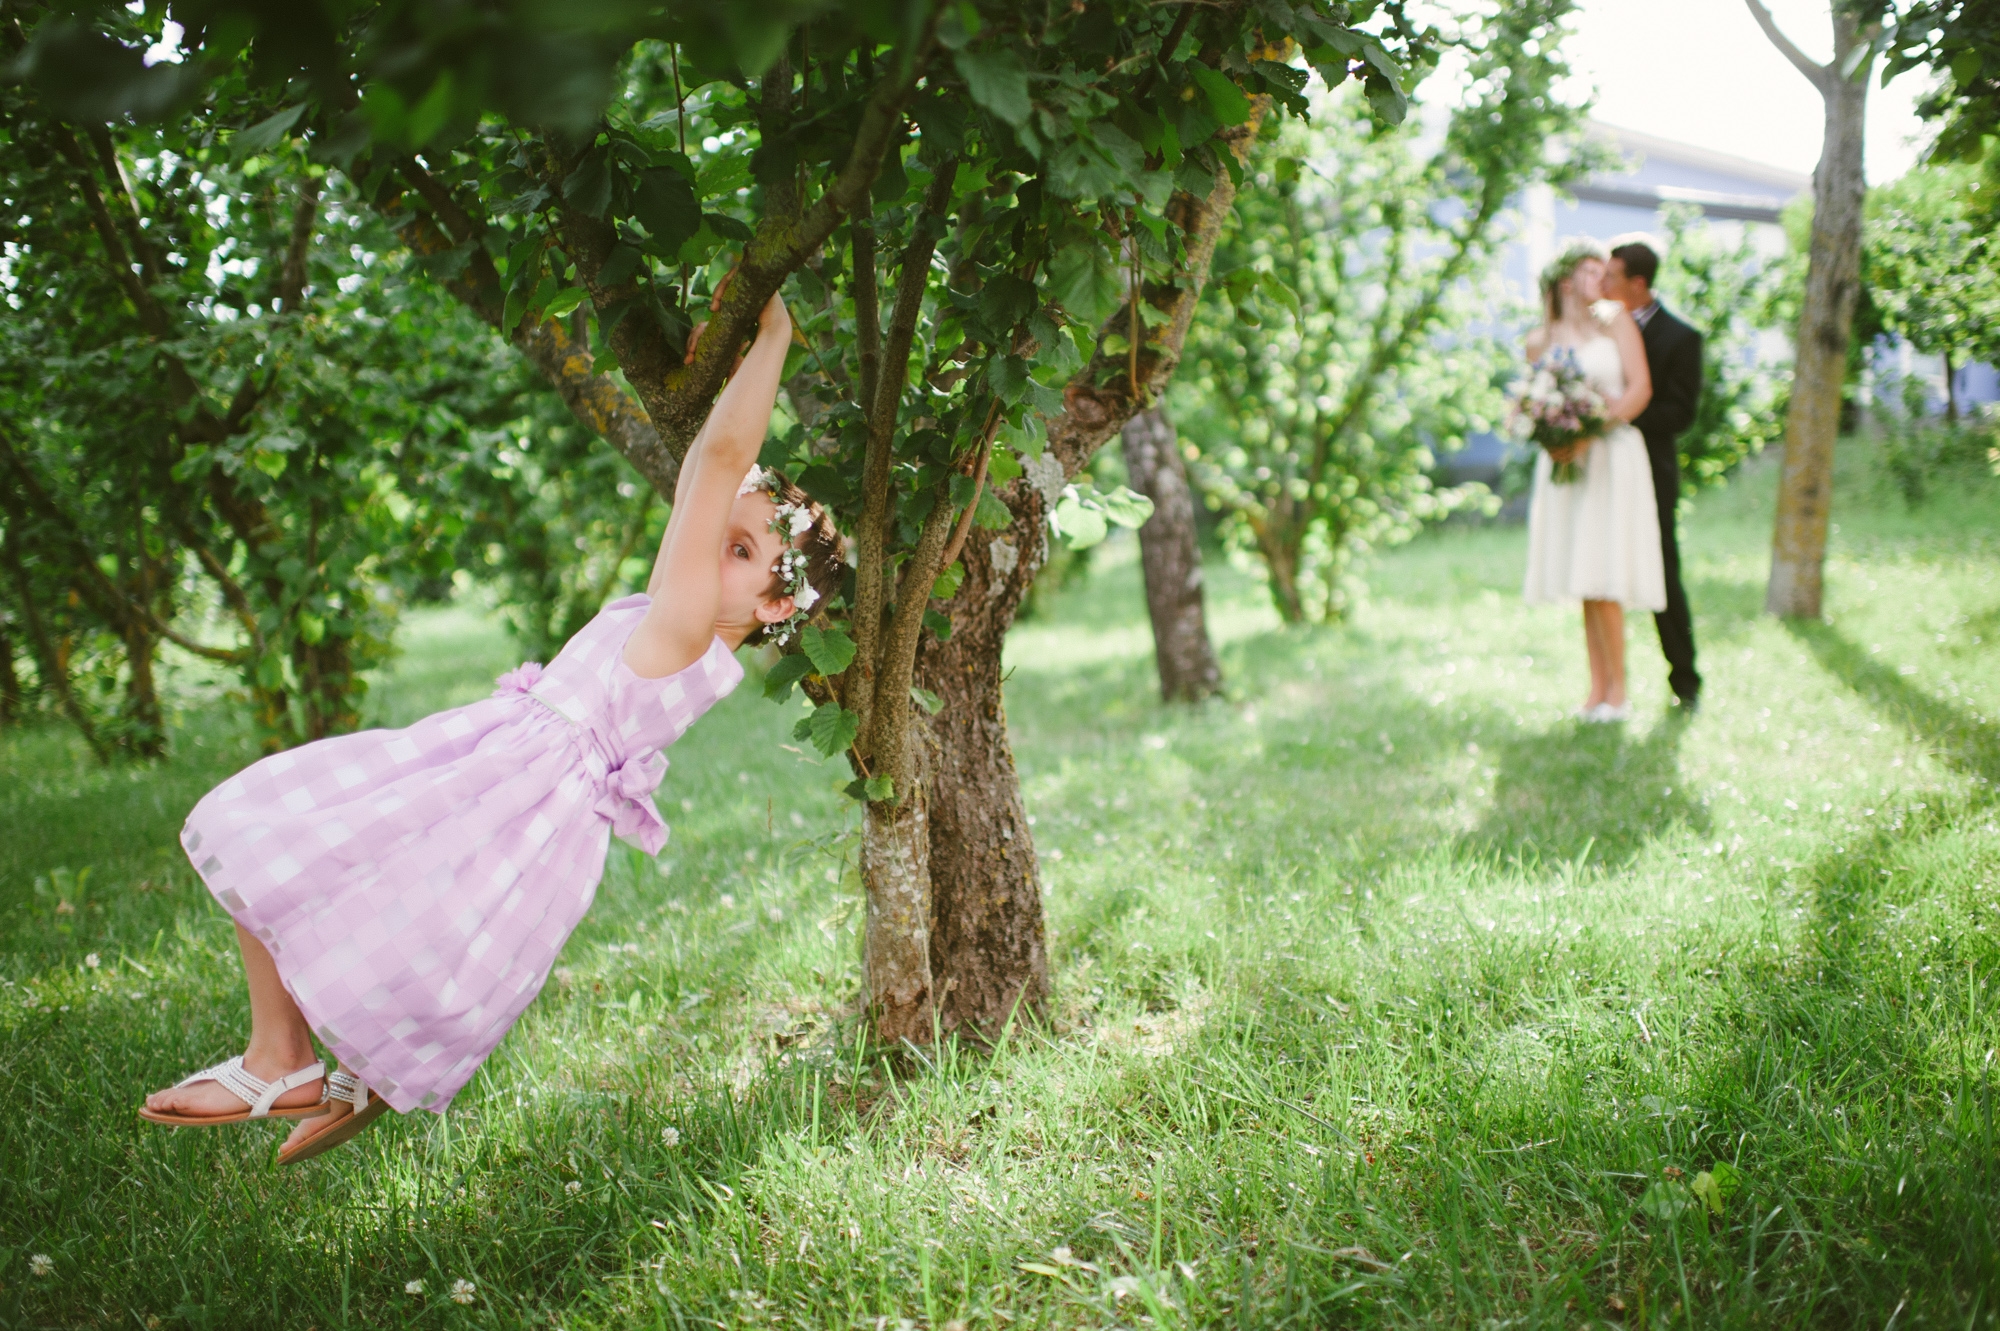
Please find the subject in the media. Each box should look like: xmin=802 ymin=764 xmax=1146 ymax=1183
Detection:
xmin=326 ymin=1068 xmax=371 ymax=1112
xmin=174 ymin=1055 xmax=327 ymax=1118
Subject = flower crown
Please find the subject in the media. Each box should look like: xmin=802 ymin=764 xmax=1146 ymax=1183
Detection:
xmin=738 ymin=465 xmax=820 ymax=646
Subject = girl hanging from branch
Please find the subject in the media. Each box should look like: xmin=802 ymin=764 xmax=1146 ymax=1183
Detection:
xmin=140 ymin=285 xmax=844 ymax=1164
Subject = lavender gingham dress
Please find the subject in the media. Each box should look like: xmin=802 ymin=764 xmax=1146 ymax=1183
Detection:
xmin=179 ymin=595 xmax=742 ymax=1114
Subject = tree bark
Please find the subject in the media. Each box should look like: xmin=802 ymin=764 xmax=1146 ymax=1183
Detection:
xmin=862 ymin=785 xmax=935 ymax=1043
xmin=0 ymin=618 xmax=19 ymax=724
xmin=1756 ymin=1 xmax=1869 ymax=619
xmin=1120 ymin=408 xmax=1222 ymax=701
xmin=916 ymin=500 xmax=1051 ymax=1038
xmin=1943 ymin=349 xmax=1958 ymax=423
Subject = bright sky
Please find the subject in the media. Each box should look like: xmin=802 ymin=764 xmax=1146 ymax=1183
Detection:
xmin=1560 ymin=0 xmax=1938 ymax=184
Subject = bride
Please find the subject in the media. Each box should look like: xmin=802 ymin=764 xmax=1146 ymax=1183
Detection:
xmin=1521 ymin=241 xmax=1666 ymax=722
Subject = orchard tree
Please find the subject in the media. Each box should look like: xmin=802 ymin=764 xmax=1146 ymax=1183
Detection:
xmin=1746 ymin=0 xmax=1875 ymax=620
xmin=1651 ymin=204 xmax=1792 ymax=489
xmin=10 ymin=0 xmax=1434 ymax=1040
xmin=1864 ymin=163 xmax=2000 ymax=420
xmin=1174 ymin=1 xmax=1584 ymax=624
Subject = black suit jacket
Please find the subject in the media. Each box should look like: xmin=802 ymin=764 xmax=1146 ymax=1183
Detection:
xmin=1631 ymin=303 xmax=1702 ymax=468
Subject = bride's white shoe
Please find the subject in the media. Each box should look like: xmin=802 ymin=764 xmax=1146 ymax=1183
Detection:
xmin=1588 ymin=702 xmax=1632 ymax=723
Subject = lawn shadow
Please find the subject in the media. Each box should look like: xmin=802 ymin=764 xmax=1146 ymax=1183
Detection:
xmin=1784 ymin=618 xmax=2000 ymax=791
xmin=1459 ymin=714 xmax=1709 ymax=871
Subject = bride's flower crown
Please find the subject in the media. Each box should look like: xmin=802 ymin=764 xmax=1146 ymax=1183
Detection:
xmin=738 ymin=464 xmax=821 ymax=646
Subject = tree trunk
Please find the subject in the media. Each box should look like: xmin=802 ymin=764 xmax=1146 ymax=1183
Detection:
xmin=1763 ymin=8 xmax=1868 ymax=620
xmin=1943 ymin=350 xmax=1958 ymax=423
xmin=0 ymin=620 xmax=19 ymax=724
xmin=1253 ymin=513 xmax=1307 ymax=624
xmin=1121 ymin=408 xmax=1222 ymax=702
xmin=118 ymin=618 xmax=166 ymax=758
xmin=862 ymin=784 xmax=936 ymax=1042
xmin=917 ymin=505 xmax=1051 ymax=1039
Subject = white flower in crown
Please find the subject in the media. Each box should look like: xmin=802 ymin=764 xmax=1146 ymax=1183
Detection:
xmin=737 ymin=464 xmax=771 ymax=497
xmin=785 ymin=506 xmax=813 ymax=538
xmin=794 ymin=580 xmax=820 ymax=611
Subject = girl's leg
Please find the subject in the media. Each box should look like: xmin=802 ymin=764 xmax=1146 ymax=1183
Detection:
xmin=1601 ymin=601 xmax=1628 ymax=706
xmin=144 ymin=924 xmax=324 ymax=1116
xmin=1581 ymin=601 xmax=1610 ymax=709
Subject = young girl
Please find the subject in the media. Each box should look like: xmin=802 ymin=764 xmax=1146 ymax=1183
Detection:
xmin=1520 ymin=241 xmax=1662 ymax=722
xmin=140 ymin=289 xmax=843 ymax=1165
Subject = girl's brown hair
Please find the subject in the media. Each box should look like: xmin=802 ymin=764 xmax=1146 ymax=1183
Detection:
xmin=747 ymin=471 xmax=845 ymax=648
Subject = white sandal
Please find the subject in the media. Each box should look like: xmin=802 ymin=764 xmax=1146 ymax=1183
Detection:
xmin=277 ymin=1068 xmax=391 ymax=1166
xmin=138 ymin=1055 xmax=330 ymax=1126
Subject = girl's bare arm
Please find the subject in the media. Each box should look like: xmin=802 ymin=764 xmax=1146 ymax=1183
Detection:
xmin=625 ymin=293 xmax=792 ymax=676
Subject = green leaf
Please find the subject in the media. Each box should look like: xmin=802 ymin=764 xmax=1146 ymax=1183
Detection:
xmin=634 ymin=166 xmax=702 ymax=254
xmin=1099 ymin=484 xmax=1155 ymax=529
xmin=954 ymin=49 xmax=1032 ymax=127
xmin=704 ymin=212 xmax=755 ymax=243
xmin=1048 ymin=246 xmax=1123 ymax=327
xmin=1638 ymin=1181 xmax=1691 ymax=1221
xmin=232 ymin=104 xmax=305 ymax=159
xmin=922 ymin=609 xmax=954 ymax=640
xmin=1690 ymin=1162 xmax=1742 ymax=1216
xmin=762 ymin=652 xmax=814 ymax=702
xmin=562 ymin=147 xmax=614 ymax=220
xmin=543 ymin=286 xmax=589 ymax=320
xmin=806 ymin=704 xmax=861 ymax=758
xmin=1951 ymin=49 xmax=1983 ymax=88
xmin=1052 ymin=493 xmax=1108 ymax=549
xmin=800 ymin=625 xmax=856 ymax=677
xmin=909 ymin=686 xmax=942 ymax=715
xmin=973 ymin=487 xmax=1013 ymax=530
xmin=987 ymin=354 xmax=1030 ymax=402
xmin=596 ymin=243 xmax=645 ymax=289
xmin=864 ymin=774 xmax=895 ymax=802
xmin=1189 ymin=66 xmax=1251 ymax=126
xmin=931 ymin=561 xmax=964 ymax=600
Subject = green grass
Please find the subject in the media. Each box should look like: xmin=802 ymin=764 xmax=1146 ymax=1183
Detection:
xmin=2 ymin=435 xmax=1997 ymax=1329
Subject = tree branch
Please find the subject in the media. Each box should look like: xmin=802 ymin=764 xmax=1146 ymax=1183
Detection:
xmin=868 ymin=474 xmax=957 ymax=795
xmin=1745 ymin=0 xmax=1831 ymax=90
xmin=277 ymin=174 xmax=321 ymax=312
xmin=1046 ymin=113 xmax=1262 ymax=481
xmin=85 ymin=124 xmax=162 ymax=286
xmin=385 ymin=159 xmax=679 ymax=494
xmin=848 ymin=159 xmax=956 ymax=744
xmin=854 ymin=222 xmax=882 ymax=415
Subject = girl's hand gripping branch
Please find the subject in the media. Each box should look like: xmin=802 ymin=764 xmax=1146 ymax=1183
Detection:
xmin=623 ymin=287 xmax=795 ymax=679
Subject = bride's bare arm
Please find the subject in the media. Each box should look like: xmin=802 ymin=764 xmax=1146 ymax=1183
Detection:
xmin=1602 ymin=308 xmax=1652 ymax=423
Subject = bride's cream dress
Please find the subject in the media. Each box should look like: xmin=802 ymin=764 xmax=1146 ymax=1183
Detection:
xmin=1522 ymin=334 xmax=1667 ymax=611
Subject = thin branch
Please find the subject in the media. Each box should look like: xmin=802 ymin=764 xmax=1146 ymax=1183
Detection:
xmin=849 ymin=158 xmax=957 ymax=743
xmin=854 ymin=222 xmax=882 ymax=414
xmin=1744 ymin=0 xmax=1831 ymax=90
xmin=938 ymin=398 xmax=1003 ymax=576
xmin=86 ymin=124 xmax=161 ymax=285
xmin=277 ymin=174 xmax=321 ymax=313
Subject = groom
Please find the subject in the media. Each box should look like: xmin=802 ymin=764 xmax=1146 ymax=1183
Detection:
xmin=1605 ymin=238 xmax=1703 ymax=711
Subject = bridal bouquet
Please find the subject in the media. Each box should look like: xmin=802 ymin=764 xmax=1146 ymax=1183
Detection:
xmin=1507 ymin=346 xmax=1608 ymax=484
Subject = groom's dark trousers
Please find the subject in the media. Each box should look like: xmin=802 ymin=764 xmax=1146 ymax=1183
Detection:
xmin=1631 ymin=303 xmax=1704 ymax=705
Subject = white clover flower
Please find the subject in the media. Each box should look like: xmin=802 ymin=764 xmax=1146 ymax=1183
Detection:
xmin=405 ymin=1279 xmax=425 ymax=1295
xmin=450 ymin=1278 xmax=477 ymax=1305
xmin=29 ymin=1254 xmax=53 ymax=1277
xmin=661 ymin=1126 xmax=681 ymax=1147
xmin=565 ymin=1180 xmax=582 ymax=1195
xmin=84 ymin=953 xmax=100 ymax=969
